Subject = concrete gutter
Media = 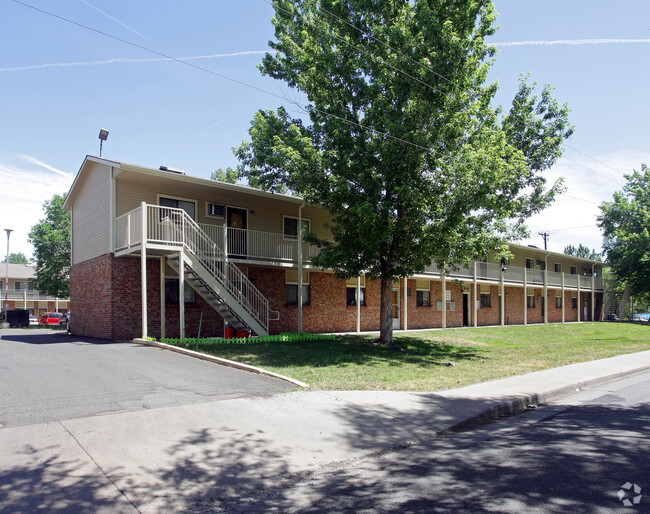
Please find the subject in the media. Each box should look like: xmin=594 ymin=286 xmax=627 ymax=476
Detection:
xmin=133 ymin=338 xmax=310 ymax=389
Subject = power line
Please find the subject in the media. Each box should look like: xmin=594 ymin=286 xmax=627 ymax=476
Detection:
xmin=10 ymin=0 xmax=432 ymax=153
xmin=562 ymin=143 xmax=627 ymax=177
xmin=560 ymin=154 xmax=626 ymax=187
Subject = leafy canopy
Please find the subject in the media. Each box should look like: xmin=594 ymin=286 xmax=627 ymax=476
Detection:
xmin=564 ymin=243 xmax=602 ymax=262
xmin=599 ymin=164 xmax=650 ymax=295
xmin=28 ymin=194 xmax=70 ymax=298
xmin=1 ymin=252 xmax=29 ymax=264
xmin=236 ymin=0 xmax=572 ymax=342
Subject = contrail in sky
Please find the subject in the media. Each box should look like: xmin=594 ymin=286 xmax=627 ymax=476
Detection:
xmin=495 ymin=38 xmax=650 ymax=47
xmin=18 ymin=154 xmax=72 ymax=177
xmin=80 ymin=0 xmax=148 ymax=40
xmin=0 ymin=51 xmax=268 ymax=72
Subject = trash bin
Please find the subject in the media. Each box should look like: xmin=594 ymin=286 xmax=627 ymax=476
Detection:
xmin=236 ymin=330 xmax=249 ymax=339
xmin=7 ymin=309 xmax=29 ymax=328
xmin=224 ymin=326 xmax=234 ymax=339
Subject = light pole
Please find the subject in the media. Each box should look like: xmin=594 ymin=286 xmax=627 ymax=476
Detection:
xmin=3 ymin=229 xmax=12 ymax=328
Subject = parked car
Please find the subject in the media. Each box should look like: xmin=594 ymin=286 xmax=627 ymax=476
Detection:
xmin=631 ymin=313 xmax=650 ymax=322
xmin=65 ymin=312 xmax=71 ymax=332
xmin=29 ymin=315 xmax=39 ymax=326
xmin=604 ymin=314 xmax=620 ymax=322
xmin=39 ymin=312 xmax=63 ymax=326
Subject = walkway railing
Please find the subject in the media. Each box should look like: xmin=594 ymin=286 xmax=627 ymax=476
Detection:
xmin=115 ymin=206 xmax=603 ymax=291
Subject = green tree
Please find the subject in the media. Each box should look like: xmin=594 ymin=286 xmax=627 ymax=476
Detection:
xmin=28 ymin=194 xmax=70 ymax=298
xmin=236 ymin=0 xmax=572 ymax=344
xmin=1 ymin=252 xmax=29 ymax=264
xmin=598 ymin=163 xmax=650 ymax=295
xmin=563 ymin=243 xmax=602 ymax=261
xmin=211 ymin=167 xmax=239 ymax=183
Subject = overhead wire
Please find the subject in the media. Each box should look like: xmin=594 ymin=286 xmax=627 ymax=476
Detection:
xmin=9 ymin=0 xmax=431 ymax=153
xmin=13 ymin=0 xmax=627 ymax=206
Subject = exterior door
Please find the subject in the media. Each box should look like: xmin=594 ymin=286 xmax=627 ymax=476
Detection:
xmin=226 ymin=207 xmax=247 ymax=258
xmin=392 ymin=290 xmax=400 ymax=329
xmin=463 ymin=293 xmax=470 ymax=326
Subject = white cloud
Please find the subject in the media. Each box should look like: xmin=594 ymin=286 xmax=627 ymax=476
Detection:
xmin=494 ymin=38 xmax=650 ymax=48
xmin=520 ymin=150 xmax=650 ymax=255
xmin=0 ymin=158 xmax=74 ymax=259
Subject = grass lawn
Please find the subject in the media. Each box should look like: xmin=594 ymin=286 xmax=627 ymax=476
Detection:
xmin=175 ymin=323 xmax=650 ymax=391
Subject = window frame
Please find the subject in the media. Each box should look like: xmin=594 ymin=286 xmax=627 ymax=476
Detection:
xmin=527 ymin=294 xmax=536 ymax=309
xmin=480 ymin=292 xmax=491 ymax=308
xmin=283 ymin=215 xmax=310 ymax=240
xmin=346 ymin=287 xmax=366 ymax=306
xmin=158 ymin=195 xmax=198 ymax=220
xmin=416 ymin=290 xmax=431 ymax=307
xmin=525 ymin=258 xmax=535 ymax=270
xmin=164 ymin=278 xmax=196 ymax=304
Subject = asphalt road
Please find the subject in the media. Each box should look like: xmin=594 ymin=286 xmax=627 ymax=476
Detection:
xmin=0 ymin=328 xmax=292 ymax=428
xmin=222 ymin=371 xmax=650 ymax=513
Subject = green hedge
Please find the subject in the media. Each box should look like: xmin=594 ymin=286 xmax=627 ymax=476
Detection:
xmin=159 ymin=332 xmax=336 ymax=347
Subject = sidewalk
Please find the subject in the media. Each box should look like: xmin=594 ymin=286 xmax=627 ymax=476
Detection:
xmin=1 ymin=350 xmax=650 ymax=513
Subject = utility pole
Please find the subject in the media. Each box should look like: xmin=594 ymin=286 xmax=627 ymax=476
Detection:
xmin=538 ymin=231 xmax=549 ymax=251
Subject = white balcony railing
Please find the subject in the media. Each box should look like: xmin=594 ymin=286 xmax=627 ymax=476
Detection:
xmin=114 ymin=205 xmax=604 ymax=292
xmin=0 ymin=290 xmax=68 ymax=302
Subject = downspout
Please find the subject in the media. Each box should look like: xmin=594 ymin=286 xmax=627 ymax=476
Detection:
xmin=297 ymin=201 xmax=305 ymax=333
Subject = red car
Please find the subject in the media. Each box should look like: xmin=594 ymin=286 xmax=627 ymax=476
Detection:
xmin=39 ymin=312 xmax=63 ymax=326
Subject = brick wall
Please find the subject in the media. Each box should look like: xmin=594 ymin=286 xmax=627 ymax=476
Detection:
xmin=71 ymin=256 xmax=606 ymax=339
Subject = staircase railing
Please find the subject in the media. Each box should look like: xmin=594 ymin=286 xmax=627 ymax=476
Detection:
xmin=147 ymin=204 xmax=275 ymax=333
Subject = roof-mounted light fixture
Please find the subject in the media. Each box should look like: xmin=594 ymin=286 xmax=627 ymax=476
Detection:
xmin=98 ymin=128 xmax=109 ymax=157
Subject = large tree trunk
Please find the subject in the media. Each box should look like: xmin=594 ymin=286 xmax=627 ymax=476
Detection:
xmin=379 ymin=276 xmax=394 ymax=344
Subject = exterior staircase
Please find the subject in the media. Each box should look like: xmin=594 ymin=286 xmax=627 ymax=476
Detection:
xmin=161 ymin=209 xmax=277 ymax=336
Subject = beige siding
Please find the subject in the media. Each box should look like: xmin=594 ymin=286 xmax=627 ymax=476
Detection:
xmin=71 ymin=162 xmax=112 ymax=265
xmin=114 ymin=176 xmax=333 ymax=240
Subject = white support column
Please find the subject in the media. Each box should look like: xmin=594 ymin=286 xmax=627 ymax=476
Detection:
xmin=297 ymin=202 xmax=304 ymax=333
xmin=473 ymin=262 xmax=478 ymax=328
xmin=179 ymin=253 xmax=185 ymax=339
xmin=141 ymin=201 xmax=148 ymax=339
xmin=543 ymin=260 xmax=548 ymax=324
xmin=356 ymin=275 xmax=361 ymax=333
xmin=403 ymin=276 xmax=408 ymax=331
xmin=577 ymin=278 xmax=581 ymax=323
xmin=441 ymin=272 xmax=446 ymax=329
xmin=500 ymin=267 xmax=505 ymax=326
xmin=523 ymin=267 xmax=528 ymax=326
xmin=23 ymin=290 xmax=26 ymax=309
xmin=160 ymin=257 xmax=166 ymax=340
xmin=55 ymin=297 xmax=59 ymax=312
xmin=591 ymin=264 xmax=596 ymax=322
xmin=562 ymin=271 xmax=566 ymax=323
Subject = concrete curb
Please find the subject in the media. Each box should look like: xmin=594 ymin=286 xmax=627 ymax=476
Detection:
xmin=445 ymin=362 xmax=650 ymax=434
xmin=132 ymin=338 xmax=310 ymax=389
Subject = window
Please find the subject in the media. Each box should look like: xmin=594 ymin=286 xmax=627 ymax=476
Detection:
xmin=286 ymin=285 xmax=310 ymax=305
xmin=283 ymin=216 xmax=310 ymax=239
xmin=416 ymin=279 xmax=430 ymax=307
xmin=14 ymin=281 xmax=34 ymax=291
xmin=346 ymin=276 xmax=366 ymax=306
xmin=286 ymin=270 xmax=310 ymax=305
xmin=480 ymin=293 xmax=491 ymax=308
xmin=537 ymin=259 xmax=546 ymax=271
xmin=570 ymin=266 xmax=577 ymax=275
xmin=159 ymin=196 xmax=196 ymax=220
xmin=165 ymin=278 xmax=196 ymax=304
xmin=571 ymin=296 xmax=577 ymax=309
xmin=416 ymin=290 xmax=430 ymax=307
xmin=207 ymin=203 xmax=225 ymax=217
xmin=525 ymin=258 xmax=535 ymax=270
xmin=347 ymin=287 xmax=366 ymax=306
xmin=527 ymin=294 xmax=535 ymax=308
xmin=555 ymin=295 xmax=562 ymax=308
xmin=554 ymin=263 xmax=562 ymax=273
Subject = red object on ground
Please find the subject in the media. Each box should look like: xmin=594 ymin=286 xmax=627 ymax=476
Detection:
xmin=224 ymin=327 xmax=234 ymax=339
xmin=236 ymin=330 xmax=249 ymax=339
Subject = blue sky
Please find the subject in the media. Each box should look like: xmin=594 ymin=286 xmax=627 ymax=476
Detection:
xmin=1 ymin=0 xmax=649 ymax=259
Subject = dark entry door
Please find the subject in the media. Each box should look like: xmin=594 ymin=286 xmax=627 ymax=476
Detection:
xmin=463 ymin=294 xmax=469 ymax=326
xmin=227 ymin=207 xmax=247 ymax=258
